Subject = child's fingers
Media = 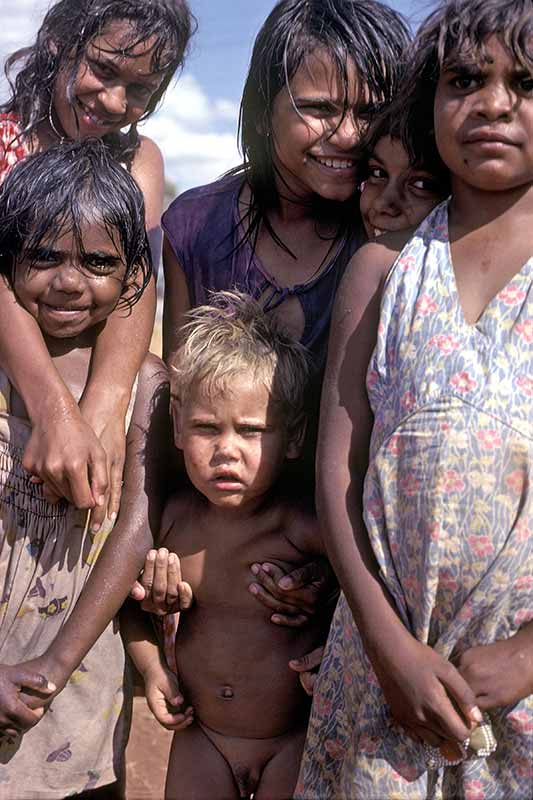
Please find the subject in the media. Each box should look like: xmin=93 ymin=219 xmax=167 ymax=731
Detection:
xmin=108 ymin=461 xmax=124 ymax=521
xmin=152 ymin=548 xmax=170 ymax=605
xmin=88 ymin=449 xmax=109 ymax=517
xmin=140 ymin=550 xmax=157 ymax=596
xmin=289 ymin=646 xmax=324 ymax=673
xmin=277 ymin=559 xmax=331 ymax=591
xmin=177 ymin=581 xmax=193 ymax=611
xmin=15 ymin=670 xmax=56 ymax=696
xmin=129 ymin=579 xmax=146 ymax=601
xmin=439 ymin=664 xmax=482 ymax=731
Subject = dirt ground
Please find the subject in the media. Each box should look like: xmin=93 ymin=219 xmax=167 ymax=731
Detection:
xmin=125 ymin=694 xmax=173 ymax=800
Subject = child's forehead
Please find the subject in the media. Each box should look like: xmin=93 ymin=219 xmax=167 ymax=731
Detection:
xmin=289 ymin=49 xmax=362 ymax=103
xmin=85 ymin=18 xmax=170 ymax=77
xmin=443 ymin=34 xmax=532 ymax=72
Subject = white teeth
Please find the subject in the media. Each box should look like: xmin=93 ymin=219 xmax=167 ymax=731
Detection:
xmin=314 ymin=156 xmax=355 ymax=170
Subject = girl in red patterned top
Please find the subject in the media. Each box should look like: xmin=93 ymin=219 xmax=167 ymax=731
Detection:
xmin=0 ymin=0 xmax=193 ymax=524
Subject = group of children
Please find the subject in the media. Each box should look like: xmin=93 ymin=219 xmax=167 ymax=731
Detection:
xmin=0 ymin=0 xmax=531 ymax=798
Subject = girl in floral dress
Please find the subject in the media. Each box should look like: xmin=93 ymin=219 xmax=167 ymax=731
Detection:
xmin=296 ymin=1 xmax=533 ymax=798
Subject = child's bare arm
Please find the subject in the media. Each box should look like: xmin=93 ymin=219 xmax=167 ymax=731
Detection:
xmin=23 ymin=355 xmax=174 ymax=694
xmin=121 ymin=598 xmax=193 ymax=731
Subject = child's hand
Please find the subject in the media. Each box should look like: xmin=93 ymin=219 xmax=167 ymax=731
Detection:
xmin=372 ymin=634 xmax=482 ymax=748
xmin=130 ymin=549 xmax=193 ymax=615
xmin=0 ymin=663 xmax=56 ymax=736
xmin=23 ymin=406 xmax=108 ymax=513
xmin=248 ymin=558 xmax=337 ymax=626
xmin=455 ymin=628 xmax=533 ymax=710
xmin=289 ymin=646 xmax=324 ymax=695
xmin=144 ymin=665 xmax=194 ymax=731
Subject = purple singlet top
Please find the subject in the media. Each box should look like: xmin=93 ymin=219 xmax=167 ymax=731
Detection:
xmin=162 ymin=173 xmax=364 ymax=376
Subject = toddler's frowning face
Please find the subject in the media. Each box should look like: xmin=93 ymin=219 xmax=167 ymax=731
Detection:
xmin=173 ymin=372 xmax=302 ymax=514
xmin=14 ymin=221 xmax=126 ymax=341
xmin=360 ymin=135 xmax=445 ymax=238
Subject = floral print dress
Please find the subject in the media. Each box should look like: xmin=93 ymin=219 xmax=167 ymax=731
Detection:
xmin=0 ymin=371 xmax=132 ymax=798
xmin=296 ymin=202 xmax=533 ymax=800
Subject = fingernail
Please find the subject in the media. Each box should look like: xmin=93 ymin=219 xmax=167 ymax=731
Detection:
xmin=97 ymin=495 xmax=105 ymax=506
xmin=110 ymin=511 xmax=117 ymax=522
xmin=262 ymin=564 xmax=271 ymax=574
xmin=271 ymin=615 xmax=282 ymax=624
xmin=91 ymin=523 xmax=101 ymax=533
xmin=288 ymin=659 xmax=299 ymax=668
xmin=471 ymin=706 xmax=483 ymax=722
xmin=147 ymin=551 xmax=156 ymax=561
xmin=249 ymin=584 xmax=258 ymax=595
xmin=279 ymin=577 xmax=292 ymax=590
xmin=251 ymin=564 xmax=259 ymax=575
xmin=47 ymin=682 xmax=57 ymax=691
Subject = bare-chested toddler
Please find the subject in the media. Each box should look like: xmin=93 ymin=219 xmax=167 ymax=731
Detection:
xmin=123 ymin=291 xmax=330 ymax=800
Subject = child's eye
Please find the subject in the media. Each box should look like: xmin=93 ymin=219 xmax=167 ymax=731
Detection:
xmin=26 ymin=248 xmax=60 ymax=268
xmin=367 ymin=165 xmax=388 ymax=182
xmin=449 ymin=73 xmax=481 ymax=91
xmin=239 ymin=426 xmax=266 ymax=436
xmin=518 ymin=75 xmax=533 ymax=94
xmin=82 ymin=255 xmax=120 ymax=276
xmin=296 ymin=102 xmax=337 ymax=118
xmin=88 ymin=59 xmax=114 ymax=80
xmin=409 ymin=176 xmax=442 ymax=194
xmin=129 ymin=84 xmax=153 ymax=103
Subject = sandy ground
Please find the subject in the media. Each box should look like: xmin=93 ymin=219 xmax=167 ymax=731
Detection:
xmin=125 ymin=694 xmax=173 ymax=800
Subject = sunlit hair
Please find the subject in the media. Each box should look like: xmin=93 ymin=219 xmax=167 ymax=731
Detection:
xmin=233 ymin=0 xmax=410 ymax=249
xmin=2 ymin=0 xmax=195 ymax=164
xmin=392 ymin=0 xmax=533 ymax=170
xmin=357 ymin=99 xmax=451 ymax=196
xmin=171 ymin=291 xmax=310 ymax=430
xmin=0 ymin=139 xmax=152 ymax=308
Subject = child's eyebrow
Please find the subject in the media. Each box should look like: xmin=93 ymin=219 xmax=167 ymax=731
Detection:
xmin=81 ymin=250 xmax=122 ymax=264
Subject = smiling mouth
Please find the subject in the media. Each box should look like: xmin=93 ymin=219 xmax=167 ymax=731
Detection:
xmin=76 ymin=100 xmax=119 ymax=129
xmin=43 ymin=304 xmax=90 ymax=314
xmin=308 ymin=154 xmax=357 ymax=171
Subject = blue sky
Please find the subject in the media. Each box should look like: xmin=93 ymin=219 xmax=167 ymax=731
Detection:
xmin=1 ymin=1 xmax=432 ymax=192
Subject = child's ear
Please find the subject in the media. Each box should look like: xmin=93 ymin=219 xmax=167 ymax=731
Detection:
xmin=285 ymin=415 xmax=307 ymax=460
xmin=169 ymin=395 xmax=183 ymax=450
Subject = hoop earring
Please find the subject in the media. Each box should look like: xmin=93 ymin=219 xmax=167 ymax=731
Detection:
xmin=48 ymin=96 xmax=66 ymax=144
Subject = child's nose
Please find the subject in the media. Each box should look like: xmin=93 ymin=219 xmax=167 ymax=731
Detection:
xmin=100 ymin=85 xmax=127 ymax=116
xmin=474 ymin=82 xmax=514 ymax=121
xmin=328 ymin=112 xmax=359 ymax=149
xmin=374 ymin=183 xmax=402 ymax=215
xmin=213 ymin=433 xmax=239 ymax=461
xmin=52 ymin=264 xmax=85 ymax=293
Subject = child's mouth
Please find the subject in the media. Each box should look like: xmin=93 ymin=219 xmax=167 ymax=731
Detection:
xmin=308 ymin=153 xmax=357 ymax=171
xmin=76 ymin=100 xmax=118 ymax=130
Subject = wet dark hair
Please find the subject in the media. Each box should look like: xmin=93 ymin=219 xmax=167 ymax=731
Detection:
xmin=0 ymin=139 xmax=152 ymax=310
xmin=357 ymin=99 xmax=451 ymax=196
xmin=235 ymin=0 xmax=411 ymax=247
xmin=2 ymin=0 xmax=195 ymax=164
xmin=393 ymin=0 xmax=533 ymax=174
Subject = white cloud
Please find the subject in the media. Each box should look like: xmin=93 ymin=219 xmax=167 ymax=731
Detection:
xmin=139 ymin=74 xmax=241 ymax=194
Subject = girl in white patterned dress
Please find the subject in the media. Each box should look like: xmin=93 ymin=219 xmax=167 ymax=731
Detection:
xmin=297 ymin=1 xmax=533 ymax=798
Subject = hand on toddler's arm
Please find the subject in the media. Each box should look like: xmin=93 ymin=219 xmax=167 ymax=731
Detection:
xmin=455 ymin=625 xmax=533 ymax=710
xmin=0 ymin=663 xmax=56 ymax=737
xmin=249 ymin=558 xmax=337 ymax=627
xmin=289 ymin=646 xmax=325 ymax=696
xmin=130 ymin=549 xmax=193 ymax=615
xmin=144 ymin=664 xmax=194 ymax=731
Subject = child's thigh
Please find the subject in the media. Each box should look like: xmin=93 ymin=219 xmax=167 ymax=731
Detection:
xmin=254 ymin=725 xmax=307 ymax=800
xmin=165 ymin=723 xmax=240 ymax=800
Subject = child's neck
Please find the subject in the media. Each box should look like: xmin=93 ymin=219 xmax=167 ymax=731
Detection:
xmin=450 ymin=180 xmax=533 ymax=234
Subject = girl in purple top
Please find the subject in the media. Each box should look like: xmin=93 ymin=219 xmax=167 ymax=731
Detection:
xmin=162 ymin=0 xmax=410 ymax=378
